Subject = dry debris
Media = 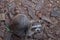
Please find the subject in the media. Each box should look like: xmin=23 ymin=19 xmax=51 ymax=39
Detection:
xmin=0 ymin=0 xmax=60 ymax=40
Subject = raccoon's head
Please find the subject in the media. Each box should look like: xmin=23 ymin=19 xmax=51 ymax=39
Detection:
xmin=27 ymin=20 xmax=43 ymax=37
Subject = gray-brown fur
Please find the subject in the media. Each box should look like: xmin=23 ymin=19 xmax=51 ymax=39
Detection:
xmin=10 ymin=14 xmax=30 ymax=38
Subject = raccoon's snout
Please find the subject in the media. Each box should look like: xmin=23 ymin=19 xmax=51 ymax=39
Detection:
xmin=35 ymin=28 xmax=41 ymax=32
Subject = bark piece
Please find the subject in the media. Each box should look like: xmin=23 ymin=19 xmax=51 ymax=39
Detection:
xmin=35 ymin=0 xmax=44 ymax=10
xmin=51 ymin=7 xmax=60 ymax=17
xmin=28 ymin=7 xmax=36 ymax=19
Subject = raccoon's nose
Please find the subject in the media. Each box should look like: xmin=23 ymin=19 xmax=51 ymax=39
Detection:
xmin=37 ymin=29 xmax=40 ymax=32
xmin=35 ymin=28 xmax=40 ymax=32
xmin=36 ymin=30 xmax=40 ymax=33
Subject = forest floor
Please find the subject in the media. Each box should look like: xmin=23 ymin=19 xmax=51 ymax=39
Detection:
xmin=0 ymin=0 xmax=60 ymax=40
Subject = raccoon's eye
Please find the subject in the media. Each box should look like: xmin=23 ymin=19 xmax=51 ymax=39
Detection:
xmin=31 ymin=28 xmax=36 ymax=31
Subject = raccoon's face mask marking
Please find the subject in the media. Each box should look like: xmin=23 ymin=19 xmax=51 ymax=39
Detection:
xmin=27 ymin=22 xmax=42 ymax=37
xmin=31 ymin=25 xmax=42 ymax=32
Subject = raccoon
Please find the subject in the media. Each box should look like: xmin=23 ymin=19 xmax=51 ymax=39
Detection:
xmin=10 ymin=14 xmax=42 ymax=40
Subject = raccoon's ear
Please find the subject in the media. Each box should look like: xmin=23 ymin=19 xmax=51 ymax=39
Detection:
xmin=30 ymin=20 xmax=41 ymax=23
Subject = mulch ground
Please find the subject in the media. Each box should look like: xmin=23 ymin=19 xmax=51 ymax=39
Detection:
xmin=0 ymin=0 xmax=60 ymax=40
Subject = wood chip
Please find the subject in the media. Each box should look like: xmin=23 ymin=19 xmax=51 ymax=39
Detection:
xmin=0 ymin=13 xmax=5 ymax=21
